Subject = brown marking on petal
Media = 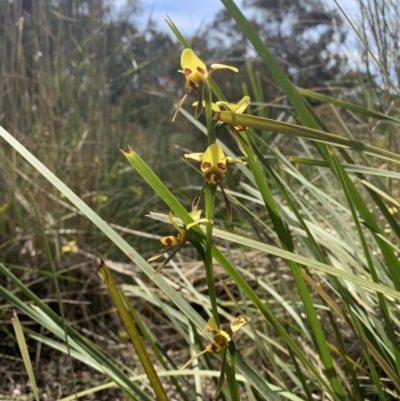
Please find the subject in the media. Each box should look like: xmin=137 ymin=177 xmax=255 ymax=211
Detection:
xmin=164 ymin=237 xmax=174 ymax=246
xmin=202 ymin=161 xmax=211 ymax=169
xmin=197 ymin=66 xmax=206 ymax=75
xmin=217 ymin=162 xmax=226 ymax=170
xmin=184 ymin=68 xmax=192 ymax=77
xmin=209 ymin=343 xmax=220 ymax=353
xmin=189 ymin=80 xmax=198 ymax=90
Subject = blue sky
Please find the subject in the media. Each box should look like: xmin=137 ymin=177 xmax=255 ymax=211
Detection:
xmin=136 ymin=0 xmax=225 ymax=34
xmin=114 ymin=0 xmax=362 ymax=69
xmin=117 ymin=0 xmax=359 ymax=36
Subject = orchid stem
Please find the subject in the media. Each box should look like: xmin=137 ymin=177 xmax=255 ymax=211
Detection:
xmin=204 ymin=83 xmax=215 ymax=145
xmin=204 ymin=184 xmax=219 ymax=325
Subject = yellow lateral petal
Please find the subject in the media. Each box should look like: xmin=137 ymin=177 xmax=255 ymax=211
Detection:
xmin=226 ymin=156 xmax=247 ymax=165
xmin=210 ymin=63 xmax=238 ymax=72
xmin=235 ymin=96 xmax=250 ymax=114
xmin=167 ymin=210 xmax=185 ymax=236
xmin=184 ymin=152 xmax=204 ymax=161
xmin=206 ymin=316 xmax=220 ymax=333
xmin=231 ymin=315 xmax=251 ymax=334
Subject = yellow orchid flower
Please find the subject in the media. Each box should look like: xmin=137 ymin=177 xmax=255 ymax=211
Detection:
xmin=179 ymin=49 xmax=208 ymax=91
xmin=179 ymin=48 xmax=238 ymax=91
xmin=180 ymin=315 xmax=250 ymax=370
xmin=193 ymin=96 xmax=250 ymax=132
xmin=148 ymin=210 xmax=209 ymax=278
xmin=184 ymin=143 xmax=246 ymax=216
xmin=173 ymin=48 xmax=238 ymax=121
xmin=193 ymin=97 xmax=250 ymax=158
xmin=185 ymin=143 xmax=245 ymax=185
xmin=204 ymin=317 xmax=231 ymax=353
xmin=216 ymin=96 xmax=250 ymax=131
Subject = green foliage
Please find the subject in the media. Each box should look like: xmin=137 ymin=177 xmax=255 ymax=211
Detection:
xmin=1 ymin=0 xmax=400 ymax=400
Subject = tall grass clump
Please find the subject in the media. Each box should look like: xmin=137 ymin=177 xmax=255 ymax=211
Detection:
xmin=1 ymin=0 xmax=400 ymax=400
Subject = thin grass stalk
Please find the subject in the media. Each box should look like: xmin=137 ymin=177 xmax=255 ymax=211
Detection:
xmin=329 ymin=153 xmax=400 ymax=376
xmin=342 ymin=292 xmax=388 ymax=400
xmin=248 ymin=135 xmax=363 ymax=396
xmin=236 ymin=130 xmax=345 ymax=397
xmin=29 ymin=192 xmax=78 ymax=398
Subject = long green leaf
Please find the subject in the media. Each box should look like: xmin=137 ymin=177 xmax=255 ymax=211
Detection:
xmin=215 ymin=111 xmax=400 ymax=164
xmin=296 ymin=87 xmax=400 ymax=125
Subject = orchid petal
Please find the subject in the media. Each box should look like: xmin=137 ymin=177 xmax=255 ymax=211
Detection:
xmin=167 ymin=210 xmax=186 ymax=237
xmin=226 ymin=156 xmax=247 ymax=165
xmin=184 ymin=152 xmax=204 ymax=161
xmin=206 ymin=317 xmax=220 ymax=333
xmin=216 ymin=96 xmax=250 ymax=113
xmin=230 ymin=315 xmax=251 ymax=334
xmin=234 ymin=96 xmax=250 ymax=114
xmin=210 ymin=63 xmax=238 ymax=73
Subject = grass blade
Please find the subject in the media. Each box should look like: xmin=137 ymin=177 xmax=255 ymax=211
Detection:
xmin=11 ymin=310 xmax=40 ymax=401
xmin=99 ymin=260 xmax=170 ymax=401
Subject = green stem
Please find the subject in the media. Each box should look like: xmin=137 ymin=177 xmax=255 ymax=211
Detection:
xmin=204 ymin=83 xmax=214 ymax=145
xmin=204 ymin=184 xmax=219 ymax=324
xmin=203 ymin=80 xmax=218 ymax=322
